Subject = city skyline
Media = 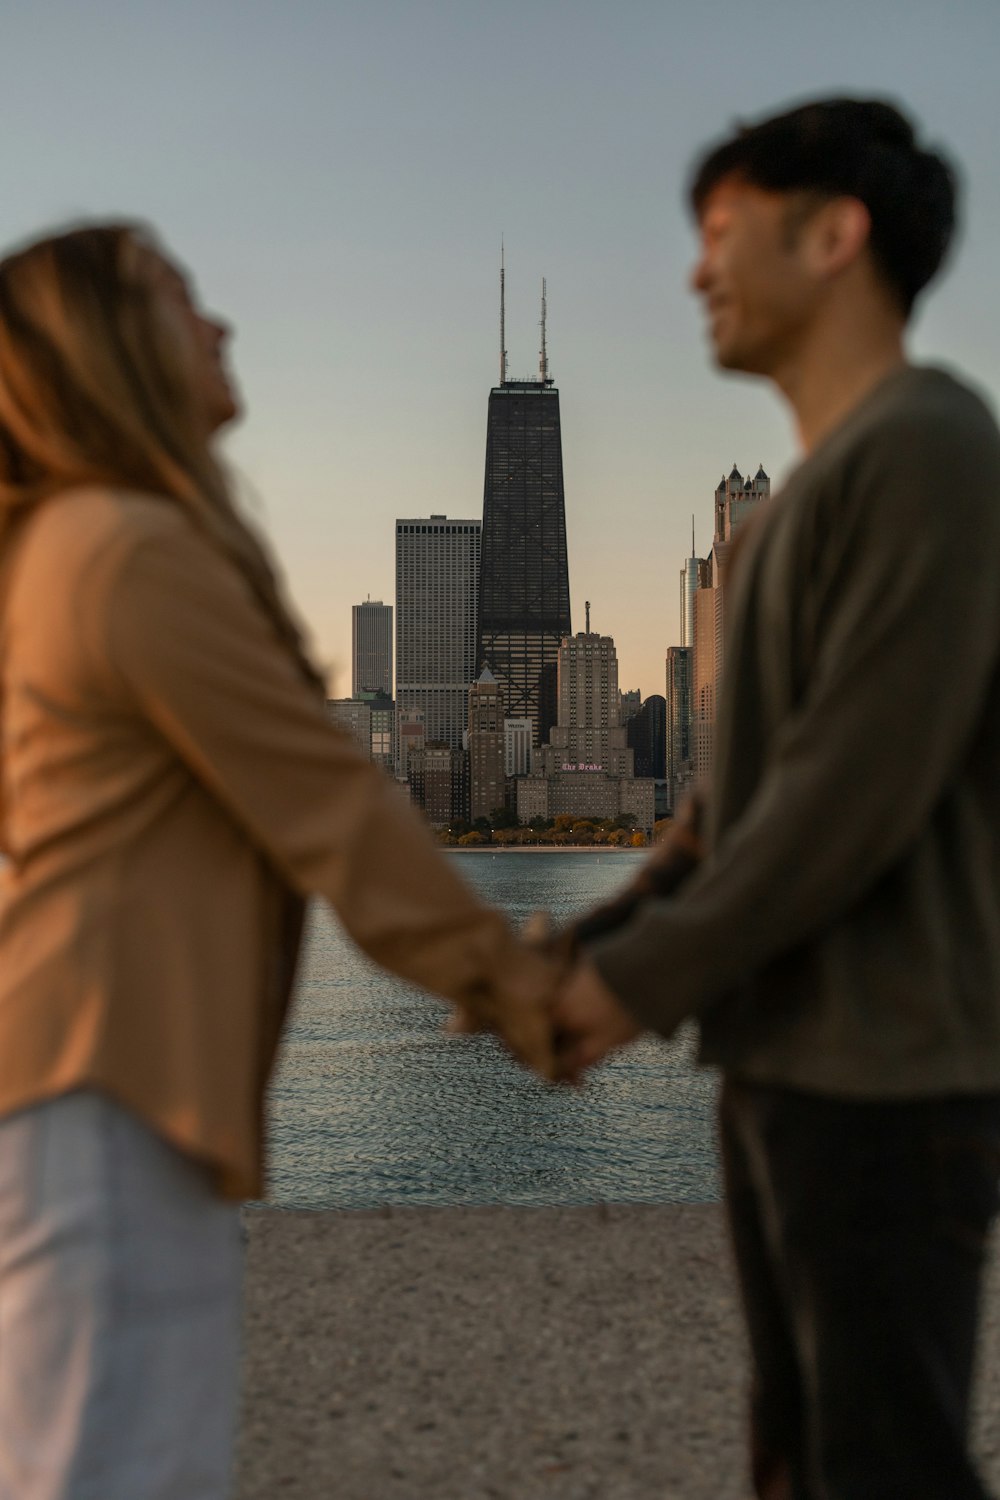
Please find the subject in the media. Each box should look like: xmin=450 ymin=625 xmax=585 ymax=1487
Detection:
xmin=369 ymin=457 xmax=770 ymax=750
xmin=4 ymin=3 xmax=997 ymax=701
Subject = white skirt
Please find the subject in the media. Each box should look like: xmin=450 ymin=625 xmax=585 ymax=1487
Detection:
xmin=0 ymin=1088 xmax=243 ymax=1499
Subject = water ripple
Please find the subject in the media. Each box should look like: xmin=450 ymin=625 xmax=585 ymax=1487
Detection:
xmin=264 ymin=852 xmax=720 ymax=1208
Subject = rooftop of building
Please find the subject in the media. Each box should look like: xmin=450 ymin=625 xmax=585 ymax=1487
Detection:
xmin=490 ymin=378 xmax=558 ymax=393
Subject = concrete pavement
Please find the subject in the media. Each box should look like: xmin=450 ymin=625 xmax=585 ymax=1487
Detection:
xmin=234 ymin=1204 xmax=1000 ymax=1499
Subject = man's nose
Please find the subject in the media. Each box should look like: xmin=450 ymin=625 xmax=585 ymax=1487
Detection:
xmin=689 ymin=253 xmax=711 ymax=294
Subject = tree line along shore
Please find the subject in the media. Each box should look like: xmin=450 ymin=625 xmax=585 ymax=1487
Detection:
xmin=433 ymin=812 xmax=673 ymax=849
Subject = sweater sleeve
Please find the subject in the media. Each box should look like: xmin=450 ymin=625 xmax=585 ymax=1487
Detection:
xmin=101 ymin=518 xmax=557 ymax=1069
xmin=588 ymin=392 xmax=1000 ymax=1035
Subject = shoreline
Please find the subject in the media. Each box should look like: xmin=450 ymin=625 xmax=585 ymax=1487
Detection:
xmin=235 ymin=1203 xmax=1000 ymax=1499
xmin=443 ymin=844 xmax=641 ymax=853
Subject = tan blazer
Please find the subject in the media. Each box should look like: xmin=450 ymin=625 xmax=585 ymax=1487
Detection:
xmin=0 ymin=487 xmax=555 ymax=1198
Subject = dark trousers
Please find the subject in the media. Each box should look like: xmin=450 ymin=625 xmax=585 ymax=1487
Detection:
xmin=719 ymin=1078 xmax=1000 ymax=1500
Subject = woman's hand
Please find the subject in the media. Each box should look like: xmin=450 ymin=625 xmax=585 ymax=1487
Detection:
xmin=551 ymin=961 xmax=643 ymax=1083
xmin=446 ymin=937 xmax=568 ymax=1082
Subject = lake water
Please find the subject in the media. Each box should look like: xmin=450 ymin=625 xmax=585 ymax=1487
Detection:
xmin=264 ymin=851 xmax=721 ymax=1208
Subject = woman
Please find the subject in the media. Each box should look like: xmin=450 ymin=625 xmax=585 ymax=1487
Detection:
xmin=0 ymin=222 xmax=558 ymax=1499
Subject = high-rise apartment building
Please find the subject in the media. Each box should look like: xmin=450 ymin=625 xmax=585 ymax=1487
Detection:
xmin=468 ymin=669 xmax=507 ymax=822
xmin=478 ymin=278 xmax=571 ymax=747
xmin=544 ymin=631 xmax=632 ymax=775
xmin=326 ymin=693 xmax=395 ymax=776
xmin=352 ymin=599 xmax=393 ymax=698
xmin=692 ymin=465 xmax=770 ymax=777
xmin=519 ymin=628 xmax=653 ymax=832
xmin=396 ymin=705 xmax=426 ymax=781
xmin=325 ymin=698 xmax=371 ymax=757
xmin=407 ymin=743 xmax=464 ymax=828
xmin=395 ymin=515 xmax=481 ymax=753
xmin=357 ymin=689 xmax=395 ymax=774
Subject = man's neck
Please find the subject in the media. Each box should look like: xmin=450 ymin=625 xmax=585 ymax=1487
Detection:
xmin=772 ymin=306 xmax=908 ymax=453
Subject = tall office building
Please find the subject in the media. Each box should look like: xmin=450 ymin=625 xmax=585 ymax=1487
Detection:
xmin=668 ymin=521 xmax=709 ymax=808
xmin=679 ymin=518 xmax=707 ymax=649
xmin=468 ymin=669 xmax=507 ymax=822
xmin=619 ymin=688 xmax=642 ymax=726
xmin=665 ymin=646 xmax=694 ymax=809
xmin=692 ymin=464 xmax=770 ymax=777
xmin=351 ymin=599 xmax=393 ymax=698
xmin=395 ymin=515 xmax=481 ymax=752
xmin=627 ymin=694 xmax=667 ymax=780
xmin=504 ymin=718 xmax=534 ymax=778
xmin=478 ymin=272 xmax=571 ymax=747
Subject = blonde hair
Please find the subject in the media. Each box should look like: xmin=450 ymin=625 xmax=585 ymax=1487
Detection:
xmin=0 ymin=220 xmax=322 ymax=689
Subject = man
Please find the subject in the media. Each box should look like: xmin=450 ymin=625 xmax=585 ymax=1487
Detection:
xmin=554 ymin=99 xmax=1000 ymax=1499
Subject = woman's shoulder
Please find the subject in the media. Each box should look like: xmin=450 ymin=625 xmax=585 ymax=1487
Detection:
xmin=14 ymin=487 xmax=196 ymax=591
xmin=30 ymin=484 xmax=189 ymax=549
xmin=4 ymin=489 xmax=229 ymax=687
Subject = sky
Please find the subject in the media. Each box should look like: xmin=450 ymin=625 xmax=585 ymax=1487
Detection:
xmin=4 ymin=0 xmax=998 ymax=697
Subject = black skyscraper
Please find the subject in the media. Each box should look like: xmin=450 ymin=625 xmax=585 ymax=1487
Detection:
xmin=478 ymin=274 xmax=571 ymax=746
xmin=627 ymin=694 xmax=667 ymax=779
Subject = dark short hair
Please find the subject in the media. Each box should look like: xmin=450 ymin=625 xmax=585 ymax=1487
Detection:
xmin=688 ymin=98 xmax=958 ymax=316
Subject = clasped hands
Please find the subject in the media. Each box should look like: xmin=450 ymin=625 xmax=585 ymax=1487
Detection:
xmin=450 ymin=937 xmax=641 ymax=1084
xmin=530 ymin=938 xmax=643 ymax=1085
xmin=452 ymin=794 xmax=705 ymax=1084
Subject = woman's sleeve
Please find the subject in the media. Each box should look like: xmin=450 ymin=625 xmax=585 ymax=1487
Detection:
xmin=102 ymin=518 xmax=557 ymax=1072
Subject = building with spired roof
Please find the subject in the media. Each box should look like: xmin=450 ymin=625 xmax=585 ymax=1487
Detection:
xmin=691 ymin=463 xmax=770 ymax=779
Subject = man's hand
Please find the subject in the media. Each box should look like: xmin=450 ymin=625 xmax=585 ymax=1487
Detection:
xmin=552 ymin=961 xmax=643 ymax=1082
xmin=445 ymin=932 xmax=568 ymax=1081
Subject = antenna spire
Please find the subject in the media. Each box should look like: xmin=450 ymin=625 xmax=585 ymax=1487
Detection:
xmin=499 ymin=240 xmax=507 ymax=386
xmin=691 ymin=514 xmax=696 ymax=557
xmin=585 ymin=599 xmax=591 ymax=634
xmin=539 ymin=277 xmax=549 ymax=383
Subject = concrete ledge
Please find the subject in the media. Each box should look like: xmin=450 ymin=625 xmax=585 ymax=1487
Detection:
xmin=235 ymin=1204 xmax=1000 ymax=1499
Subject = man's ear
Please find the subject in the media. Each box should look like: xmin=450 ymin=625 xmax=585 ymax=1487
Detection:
xmin=806 ymin=197 xmax=872 ymax=281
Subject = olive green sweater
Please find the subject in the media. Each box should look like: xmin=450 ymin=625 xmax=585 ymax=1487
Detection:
xmin=590 ymin=366 xmax=1000 ymax=1096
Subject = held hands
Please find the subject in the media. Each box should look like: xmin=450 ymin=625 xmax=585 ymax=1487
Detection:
xmin=550 ymin=959 xmax=643 ymax=1083
xmin=448 ymin=933 xmax=643 ymax=1084
xmin=521 ymin=797 xmax=705 ymax=1079
xmin=518 ymin=912 xmax=643 ymax=1080
xmin=448 ymin=795 xmax=703 ymax=1075
xmin=447 ymin=801 xmax=703 ymax=1084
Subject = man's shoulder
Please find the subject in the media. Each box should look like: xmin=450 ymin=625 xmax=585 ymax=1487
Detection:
xmin=767 ymin=367 xmax=1000 ymax=573
xmin=791 ymin=365 xmax=1000 ymax=535
xmin=854 ymin=364 xmax=1000 ymax=463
